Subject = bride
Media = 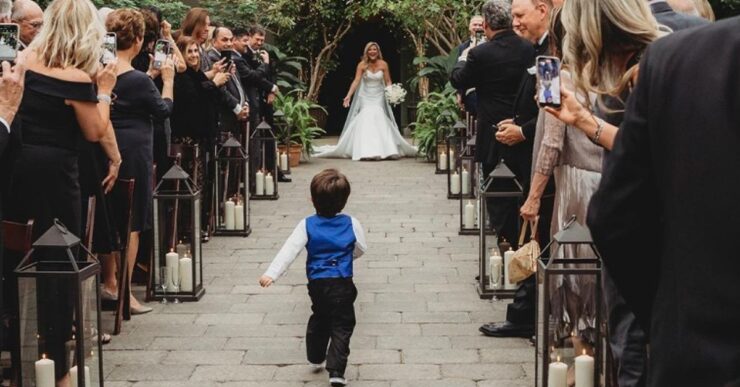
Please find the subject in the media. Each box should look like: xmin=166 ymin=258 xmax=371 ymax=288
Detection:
xmin=314 ymin=42 xmax=417 ymax=160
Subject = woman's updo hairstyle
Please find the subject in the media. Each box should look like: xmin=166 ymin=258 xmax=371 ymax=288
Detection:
xmin=106 ymin=8 xmax=145 ymax=51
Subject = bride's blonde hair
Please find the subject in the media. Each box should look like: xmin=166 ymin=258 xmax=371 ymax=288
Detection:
xmin=29 ymin=0 xmax=105 ymax=76
xmin=361 ymin=42 xmax=383 ymax=67
xmin=562 ymin=0 xmax=659 ymax=110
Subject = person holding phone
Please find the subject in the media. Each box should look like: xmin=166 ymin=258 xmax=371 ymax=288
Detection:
xmin=206 ymin=26 xmax=249 ymax=136
xmin=453 ymin=15 xmax=485 ymax=115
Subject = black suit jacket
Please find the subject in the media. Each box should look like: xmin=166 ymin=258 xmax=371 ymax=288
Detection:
xmin=450 ymin=30 xmax=533 ymax=163
xmin=650 ymin=1 xmax=709 ymax=31
xmin=587 ymin=17 xmax=740 ymax=387
xmin=206 ymin=49 xmax=244 ymax=135
xmin=234 ymin=49 xmax=274 ymax=128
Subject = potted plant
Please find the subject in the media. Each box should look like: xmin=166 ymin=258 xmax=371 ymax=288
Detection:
xmin=274 ymin=91 xmax=327 ymax=162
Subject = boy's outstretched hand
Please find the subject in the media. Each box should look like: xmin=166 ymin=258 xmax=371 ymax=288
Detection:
xmin=259 ymin=275 xmax=274 ymax=288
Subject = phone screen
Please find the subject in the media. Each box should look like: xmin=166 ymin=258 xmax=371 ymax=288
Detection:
xmin=536 ymin=56 xmax=561 ymax=108
xmin=220 ymin=50 xmax=232 ymax=68
xmin=153 ymin=39 xmax=170 ymax=69
xmin=101 ymin=33 xmax=117 ymax=64
xmin=0 ymin=24 xmax=19 ymax=62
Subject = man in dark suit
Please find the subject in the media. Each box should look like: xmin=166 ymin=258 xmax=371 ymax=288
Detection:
xmin=454 ymin=15 xmax=485 ymax=116
xmin=206 ymin=27 xmax=249 ymax=136
xmin=588 ymin=17 xmax=740 ymax=386
xmin=476 ymin=0 xmax=555 ymax=339
xmin=649 ymin=0 xmax=708 ymax=31
xmin=233 ymin=27 xmax=278 ymax=133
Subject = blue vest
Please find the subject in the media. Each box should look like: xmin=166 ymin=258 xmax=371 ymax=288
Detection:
xmin=305 ymin=214 xmax=356 ymax=280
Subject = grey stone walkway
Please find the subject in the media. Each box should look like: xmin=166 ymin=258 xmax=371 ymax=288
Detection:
xmin=103 ymin=154 xmax=534 ymax=386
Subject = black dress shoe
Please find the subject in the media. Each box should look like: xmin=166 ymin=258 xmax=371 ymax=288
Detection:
xmin=278 ymin=175 xmax=292 ymax=183
xmin=479 ymin=321 xmax=534 ymax=338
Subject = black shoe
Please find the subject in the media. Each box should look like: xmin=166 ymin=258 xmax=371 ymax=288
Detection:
xmin=329 ymin=371 xmax=347 ymax=386
xmin=479 ymin=321 xmax=534 ymax=338
xmin=278 ymin=175 xmax=292 ymax=183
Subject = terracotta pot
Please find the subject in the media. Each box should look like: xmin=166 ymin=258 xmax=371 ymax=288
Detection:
xmin=278 ymin=144 xmax=302 ymax=168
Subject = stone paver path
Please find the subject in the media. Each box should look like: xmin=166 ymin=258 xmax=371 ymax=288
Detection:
xmin=104 ymin=155 xmax=534 ymax=386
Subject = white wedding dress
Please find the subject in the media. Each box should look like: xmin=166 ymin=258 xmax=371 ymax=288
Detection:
xmin=314 ymin=69 xmax=417 ymax=160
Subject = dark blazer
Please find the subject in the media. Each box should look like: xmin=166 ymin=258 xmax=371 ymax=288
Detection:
xmin=172 ymin=67 xmax=224 ymax=140
xmin=450 ymin=30 xmax=533 ymax=163
xmin=206 ymin=48 xmax=244 ymax=135
xmin=650 ymin=1 xmax=709 ymax=31
xmin=503 ymin=36 xmax=548 ymax=192
xmin=234 ymin=49 xmax=274 ymax=128
xmin=454 ymin=39 xmax=478 ymax=116
xmin=587 ymin=17 xmax=740 ymax=387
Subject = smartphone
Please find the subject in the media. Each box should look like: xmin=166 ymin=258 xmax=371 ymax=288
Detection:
xmin=220 ymin=50 xmax=232 ymax=70
xmin=536 ymin=55 xmax=561 ymax=108
xmin=153 ymin=39 xmax=171 ymax=69
xmin=101 ymin=32 xmax=117 ymax=65
xmin=0 ymin=23 xmax=19 ymax=63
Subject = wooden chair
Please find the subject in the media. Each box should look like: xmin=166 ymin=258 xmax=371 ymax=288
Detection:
xmin=108 ymin=179 xmax=135 ymax=335
xmin=1 ymin=219 xmax=34 ymax=387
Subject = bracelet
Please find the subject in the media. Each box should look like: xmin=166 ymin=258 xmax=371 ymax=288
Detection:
xmin=97 ymin=94 xmax=112 ymax=104
xmin=591 ymin=115 xmax=605 ymax=144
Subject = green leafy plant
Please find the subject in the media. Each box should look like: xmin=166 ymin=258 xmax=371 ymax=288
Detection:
xmin=274 ymin=91 xmax=327 ymax=158
xmin=409 ymin=51 xmax=459 ymax=93
xmin=263 ymin=44 xmax=307 ymax=92
xmin=410 ymin=85 xmax=460 ymax=160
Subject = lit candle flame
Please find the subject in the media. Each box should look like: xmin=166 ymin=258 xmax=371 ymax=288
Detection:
xmin=582 ymin=349 xmax=586 ymax=355
xmin=42 ymin=353 xmax=47 ymax=360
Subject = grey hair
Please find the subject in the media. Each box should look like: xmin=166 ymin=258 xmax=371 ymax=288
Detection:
xmin=482 ymin=0 xmax=512 ymax=31
xmin=0 ymin=0 xmax=11 ymax=20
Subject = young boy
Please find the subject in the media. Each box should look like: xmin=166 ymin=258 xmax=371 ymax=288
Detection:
xmin=259 ymin=169 xmax=367 ymax=387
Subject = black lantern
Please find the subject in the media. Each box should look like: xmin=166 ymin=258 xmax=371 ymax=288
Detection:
xmin=477 ymin=160 xmax=523 ymax=299
xmin=15 ymin=221 xmax=104 ymax=387
xmin=213 ymin=136 xmax=251 ymax=237
xmin=273 ymin=109 xmax=293 ymax=182
xmin=151 ymin=164 xmax=205 ymax=301
xmin=446 ymin=120 xmax=468 ymax=199
xmin=434 ymin=111 xmax=454 ymax=174
xmin=250 ymin=120 xmax=279 ymax=200
xmin=535 ymin=218 xmax=607 ymax=387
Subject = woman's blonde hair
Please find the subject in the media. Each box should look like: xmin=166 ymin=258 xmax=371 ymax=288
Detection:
xmin=561 ymin=0 xmax=659 ymax=110
xmin=692 ymin=0 xmax=715 ymax=21
xmin=361 ymin=42 xmax=383 ymax=67
xmin=29 ymin=0 xmax=105 ymax=75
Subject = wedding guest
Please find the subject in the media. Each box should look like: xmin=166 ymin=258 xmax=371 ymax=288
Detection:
xmin=588 ymin=16 xmax=740 ymax=386
xmin=648 ymin=0 xmax=708 ymax=31
xmin=260 ymin=169 xmax=367 ymax=387
xmin=207 ymin=26 xmax=249 ymax=136
xmin=476 ymin=0 xmax=556 ymax=340
xmin=545 ymin=0 xmax=660 ymax=385
xmin=5 ymin=0 xmax=117 ymax=382
xmin=106 ymin=8 xmax=174 ymax=315
xmin=10 ymin=0 xmax=43 ymax=48
xmin=454 ymin=15 xmax=485 ymax=116
xmin=244 ymin=25 xmax=278 ymax=126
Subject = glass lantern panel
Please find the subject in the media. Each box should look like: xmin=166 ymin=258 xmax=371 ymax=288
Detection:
xmin=193 ymin=197 xmax=201 ymax=287
xmin=80 ymin=274 xmax=102 ymax=387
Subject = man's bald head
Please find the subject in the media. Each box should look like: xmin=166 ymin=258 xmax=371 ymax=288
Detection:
xmin=12 ymin=0 xmax=43 ymax=45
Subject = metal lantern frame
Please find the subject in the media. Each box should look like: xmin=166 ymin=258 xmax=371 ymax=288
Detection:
xmin=151 ymin=164 xmax=205 ymax=302
xmin=535 ymin=218 xmax=608 ymax=387
xmin=14 ymin=221 xmax=104 ymax=387
xmin=273 ymin=109 xmax=292 ymax=182
xmin=250 ymin=120 xmax=279 ymax=200
xmin=446 ymin=120 xmax=468 ymax=199
xmin=477 ymin=160 xmax=523 ymax=299
xmin=434 ymin=111 xmax=455 ymax=174
xmin=213 ymin=136 xmax=251 ymax=237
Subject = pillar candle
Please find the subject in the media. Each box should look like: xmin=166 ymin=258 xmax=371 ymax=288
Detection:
xmin=165 ymin=249 xmax=179 ymax=289
xmin=255 ymin=170 xmax=265 ymax=195
xmin=175 ymin=240 xmax=187 ymax=257
xmin=461 ymin=168 xmax=470 ymax=195
xmin=463 ymin=200 xmax=475 ymax=229
xmin=179 ymin=256 xmax=193 ymax=292
xmin=265 ymin=173 xmax=275 ymax=196
xmin=548 ymin=358 xmax=567 ymax=387
xmin=69 ymin=365 xmax=90 ymax=387
xmin=224 ymin=199 xmax=235 ymax=230
xmin=438 ymin=152 xmax=447 ymax=170
xmin=234 ymin=200 xmax=244 ymax=230
xmin=35 ymin=355 xmax=54 ymax=387
xmin=449 ymin=150 xmax=456 ymax=171
xmin=489 ymin=252 xmax=503 ymax=288
xmin=504 ymin=247 xmax=516 ymax=289
xmin=280 ymin=152 xmax=289 ymax=171
xmin=575 ymin=350 xmax=595 ymax=387
xmin=450 ymin=171 xmax=460 ymax=194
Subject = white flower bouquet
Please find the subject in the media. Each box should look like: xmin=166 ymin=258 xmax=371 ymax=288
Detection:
xmin=385 ymin=83 xmax=407 ymax=106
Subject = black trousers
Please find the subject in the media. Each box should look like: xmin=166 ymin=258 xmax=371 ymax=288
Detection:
xmin=306 ymin=278 xmax=357 ymax=376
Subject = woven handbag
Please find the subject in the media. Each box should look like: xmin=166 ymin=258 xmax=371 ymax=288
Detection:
xmin=508 ymin=219 xmax=540 ymax=283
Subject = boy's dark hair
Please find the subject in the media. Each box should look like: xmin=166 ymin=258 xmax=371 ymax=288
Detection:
xmin=311 ymin=169 xmax=351 ymax=217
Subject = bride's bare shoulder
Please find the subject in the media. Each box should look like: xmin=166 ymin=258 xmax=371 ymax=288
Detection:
xmin=378 ymin=60 xmax=389 ymax=69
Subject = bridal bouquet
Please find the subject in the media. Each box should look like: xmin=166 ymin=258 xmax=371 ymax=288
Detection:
xmin=385 ymin=83 xmax=407 ymax=107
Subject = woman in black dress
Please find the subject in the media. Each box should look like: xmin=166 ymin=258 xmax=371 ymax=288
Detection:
xmin=106 ymin=8 xmax=174 ymax=314
xmin=6 ymin=0 xmax=118 ymax=382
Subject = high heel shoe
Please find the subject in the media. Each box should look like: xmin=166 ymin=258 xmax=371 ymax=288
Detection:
xmin=100 ymin=287 xmax=118 ymax=301
xmin=130 ymin=304 xmax=153 ymax=315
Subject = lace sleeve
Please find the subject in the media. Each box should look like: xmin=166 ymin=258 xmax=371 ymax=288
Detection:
xmin=535 ymin=112 xmax=566 ymax=176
